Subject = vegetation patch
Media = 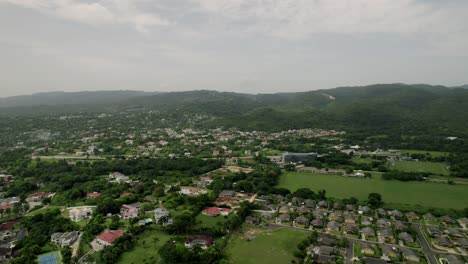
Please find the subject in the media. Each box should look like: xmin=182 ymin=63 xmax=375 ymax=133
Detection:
xmin=226 ymin=227 xmax=309 ymax=264
xmin=277 ymin=172 xmax=468 ymax=209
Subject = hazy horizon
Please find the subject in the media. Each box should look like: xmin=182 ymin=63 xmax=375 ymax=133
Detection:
xmin=1 ymin=0 xmax=468 ymax=97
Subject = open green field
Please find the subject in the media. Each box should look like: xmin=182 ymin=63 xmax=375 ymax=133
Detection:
xmin=196 ymin=214 xmax=233 ymax=228
xmin=117 ymin=229 xmax=171 ymax=264
xmin=393 ymin=161 xmax=449 ymax=175
xmin=277 ymin=172 xmax=468 ymax=209
xmin=226 ymin=228 xmax=308 ymax=264
xmin=400 ymin=150 xmax=449 ymax=158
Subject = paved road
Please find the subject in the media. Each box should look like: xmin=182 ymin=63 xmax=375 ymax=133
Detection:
xmin=269 ymin=223 xmax=451 ymax=264
xmin=413 ymin=223 xmax=438 ymax=264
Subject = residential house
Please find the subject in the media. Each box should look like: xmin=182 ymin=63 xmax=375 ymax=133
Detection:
xmin=345 ymin=204 xmax=355 ymax=212
xmin=378 ymin=229 xmax=394 ymax=242
xmin=393 ymin=220 xmax=407 ymax=230
xmin=446 ymin=254 xmax=464 ymax=264
xmin=69 ymin=207 xmax=94 ymax=222
xmin=311 ymin=218 xmax=324 ymax=228
xmin=376 ymin=208 xmax=387 ymax=217
xmin=388 ymin=210 xmax=403 ymax=219
xmin=312 ymin=254 xmax=336 ymax=264
xmin=427 ymin=226 xmax=443 ymax=236
xmin=423 ymin=213 xmax=437 ymax=222
xmin=457 ymin=217 xmax=468 ymax=229
xmin=26 ymin=192 xmax=54 ymax=203
xmin=202 ymin=207 xmax=232 ymax=217
xmin=245 ymin=216 xmax=260 ymax=225
xmin=361 ymin=216 xmax=373 ymax=226
xmin=278 ymin=214 xmax=291 ymax=222
xmin=312 ymin=245 xmax=336 ymax=256
xmin=279 ymin=205 xmax=290 ymax=214
xmin=329 ymin=212 xmax=343 ymax=222
xmin=179 ymin=186 xmax=207 ymax=196
xmin=184 ymin=235 xmax=214 ymax=249
xmin=440 ymin=215 xmax=455 ymax=224
xmin=295 ymin=216 xmax=309 ymax=226
xmin=109 ymin=172 xmax=129 ymax=183
xmin=381 ymin=244 xmax=398 ymax=259
xmin=96 ymin=230 xmax=124 ymax=247
xmin=326 ymin=221 xmax=341 ymax=232
xmin=317 ymin=236 xmax=337 ymax=246
xmin=361 ymin=243 xmax=376 ymax=255
xmin=362 ymin=227 xmax=375 ymax=237
xmin=398 ymin=232 xmax=414 ymax=243
xmin=344 ymin=214 xmax=357 ymax=224
xmin=434 ymin=236 xmax=452 ymax=247
xmin=446 ymin=227 xmax=464 ymax=238
xmin=121 ymin=204 xmax=139 ymax=220
xmin=317 ymin=200 xmax=328 ymax=208
xmin=154 ymin=208 xmax=173 ymax=226
xmin=345 ymin=223 xmax=358 ymax=234
xmin=51 ymin=232 xmax=79 ymax=247
xmin=296 ymin=206 xmax=310 ymax=215
xmin=405 ymin=212 xmax=420 ymax=221
xmin=358 ymin=206 xmax=372 ymax=215
xmin=219 ymin=190 xmax=236 ymax=198
xmin=454 ymin=238 xmax=468 ymax=249
xmin=333 ymin=202 xmax=343 ymax=210
xmin=86 ymin=192 xmax=102 ymax=199
xmin=376 ymin=219 xmax=391 ymax=229
xmin=402 ymin=248 xmax=420 ymax=262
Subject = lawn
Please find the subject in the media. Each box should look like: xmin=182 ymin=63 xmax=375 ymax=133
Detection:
xmin=400 ymin=150 xmax=449 ymax=158
xmin=117 ymin=229 xmax=172 ymax=264
xmin=196 ymin=214 xmax=233 ymax=228
xmin=277 ymin=172 xmax=468 ymax=209
xmin=226 ymin=227 xmax=309 ymax=264
xmin=27 ymin=206 xmax=65 ymax=216
xmin=392 ymin=160 xmax=449 ymax=175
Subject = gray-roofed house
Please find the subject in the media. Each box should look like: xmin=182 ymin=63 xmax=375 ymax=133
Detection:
xmin=446 ymin=254 xmax=464 ymax=264
xmin=376 ymin=219 xmax=391 ymax=228
xmin=362 ymin=227 xmax=375 ymax=237
xmin=398 ymin=232 xmax=414 ymax=243
xmin=245 ymin=216 xmax=261 ymax=225
xmin=326 ymin=221 xmax=341 ymax=232
xmin=51 ymin=232 xmax=80 ymax=247
xmin=361 ymin=216 xmax=372 ymax=226
xmin=295 ymin=216 xmax=309 ymax=225
xmin=402 ymin=248 xmax=420 ymax=262
xmin=381 ymin=244 xmax=398 ymax=258
xmin=311 ymin=218 xmax=324 ymax=228
xmin=317 ymin=200 xmax=328 ymax=208
xmin=279 ymin=214 xmax=291 ymax=222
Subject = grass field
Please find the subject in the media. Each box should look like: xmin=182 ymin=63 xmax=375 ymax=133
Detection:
xmin=400 ymin=150 xmax=449 ymax=157
xmin=117 ymin=229 xmax=171 ymax=264
xmin=196 ymin=214 xmax=233 ymax=228
xmin=392 ymin=160 xmax=449 ymax=175
xmin=277 ymin=172 xmax=468 ymax=209
xmin=226 ymin=228 xmax=308 ymax=264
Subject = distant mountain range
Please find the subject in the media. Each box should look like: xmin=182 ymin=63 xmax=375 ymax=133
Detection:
xmin=1 ymin=84 xmax=467 ymax=135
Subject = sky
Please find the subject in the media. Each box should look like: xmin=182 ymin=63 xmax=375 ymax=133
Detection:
xmin=1 ymin=0 xmax=468 ymax=97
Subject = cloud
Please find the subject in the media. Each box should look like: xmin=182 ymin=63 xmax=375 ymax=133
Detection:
xmin=191 ymin=0 xmax=467 ymax=39
xmin=1 ymin=0 xmax=170 ymax=33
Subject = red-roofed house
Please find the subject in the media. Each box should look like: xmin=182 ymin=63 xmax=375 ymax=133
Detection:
xmin=86 ymin=192 xmax=102 ymax=199
xmin=96 ymin=230 xmax=124 ymax=246
xmin=202 ymin=207 xmax=232 ymax=217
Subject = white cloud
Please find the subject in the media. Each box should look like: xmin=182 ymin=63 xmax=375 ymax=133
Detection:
xmin=191 ymin=0 xmax=467 ymax=39
xmin=1 ymin=0 xmax=170 ymax=33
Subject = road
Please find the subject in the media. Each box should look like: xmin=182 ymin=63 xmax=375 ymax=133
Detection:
xmin=269 ymin=223 xmax=451 ymax=264
xmin=413 ymin=223 xmax=438 ymax=264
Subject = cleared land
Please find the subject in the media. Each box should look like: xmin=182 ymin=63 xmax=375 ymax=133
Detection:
xmin=117 ymin=230 xmax=171 ymax=264
xmin=277 ymin=172 xmax=468 ymax=209
xmin=226 ymin=227 xmax=308 ymax=264
xmin=392 ymin=160 xmax=449 ymax=175
xmin=400 ymin=150 xmax=449 ymax=158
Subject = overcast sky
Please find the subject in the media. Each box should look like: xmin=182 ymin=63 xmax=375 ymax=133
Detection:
xmin=1 ymin=0 xmax=467 ymax=97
